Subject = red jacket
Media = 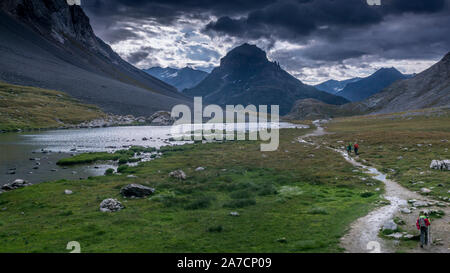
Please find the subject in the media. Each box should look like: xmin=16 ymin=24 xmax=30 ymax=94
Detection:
xmin=354 ymin=144 xmax=359 ymax=149
xmin=416 ymin=217 xmax=430 ymax=230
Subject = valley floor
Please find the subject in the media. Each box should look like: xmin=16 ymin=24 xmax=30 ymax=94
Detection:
xmin=0 ymin=108 xmax=448 ymax=253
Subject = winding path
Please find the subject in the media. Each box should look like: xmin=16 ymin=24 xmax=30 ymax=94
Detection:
xmin=297 ymin=120 xmax=448 ymax=253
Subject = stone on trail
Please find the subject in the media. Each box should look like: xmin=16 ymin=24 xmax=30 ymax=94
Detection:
xmin=430 ymin=160 xmax=450 ymax=171
xmin=413 ymin=201 xmax=430 ymax=207
xmin=382 ymin=220 xmax=397 ymax=231
xmin=169 ymin=170 xmax=187 ymax=180
xmin=400 ymin=208 xmax=412 ymax=214
xmin=120 ymin=184 xmax=155 ymax=198
xmin=1 ymin=179 xmax=32 ymax=191
xmin=99 ymin=198 xmax=124 ymax=212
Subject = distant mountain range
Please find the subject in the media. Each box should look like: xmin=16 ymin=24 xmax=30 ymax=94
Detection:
xmin=315 ymin=78 xmax=362 ymax=95
xmin=315 ymin=68 xmax=412 ymax=102
xmin=0 ymin=0 xmax=189 ymax=116
xmin=143 ymin=67 xmax=208 ymax=91
xmin=183 ymin=43 xmax=348 ymax=115
xmin=287 ymin=52 xmax=450 ymax=119
xmin=336 ymin=68 xmax=412 ymax=102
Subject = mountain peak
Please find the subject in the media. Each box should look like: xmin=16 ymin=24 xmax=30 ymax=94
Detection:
xmin=443 ymin=52 xmax=450 ymax=62
xmin=220 ymin=43 xmax=268 ymax=67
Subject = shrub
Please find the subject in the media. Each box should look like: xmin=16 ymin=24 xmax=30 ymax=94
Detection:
xmin=229 ymin=189 xmax=253 ymax=199
xmin=184 ymin=195 xmax=216 ymax=210
xmin=307 ymin=207 xmax=329 ymax=215
xmin=117 ymin=165 xmax=129 ymax=173
xmin=360 ymin=191 xmax=375 ymax=198
xmin=207 ymin=225 xmax=223 ymax=233
xmin=257 ymin=183 xmax=278 ymax=196
xmin=104 ymin=168 xmax=114 ymax=175
xmin=223 ymin=198 xmax=256 ymax=208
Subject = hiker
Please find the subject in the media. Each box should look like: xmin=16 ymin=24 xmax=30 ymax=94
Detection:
xmin=346 ymin=143 xmax=352 ymax=155
xmin=354 ymin=143 xmax=359 ymax=155
xmin=416 ymin=211 xmax=431 ymax=248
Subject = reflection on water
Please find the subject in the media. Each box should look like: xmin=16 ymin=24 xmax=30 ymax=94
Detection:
xmin=0 ymin=123 xmax=307 ymax=186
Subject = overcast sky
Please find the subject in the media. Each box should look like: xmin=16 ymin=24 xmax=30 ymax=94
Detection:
xmin=81 ymin=0 xmax=450 ymax=85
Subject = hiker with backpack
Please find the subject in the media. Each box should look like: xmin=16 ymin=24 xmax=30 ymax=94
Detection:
xmin=416 ymin=211 xmax=431 ymax=248
xmin=354 ymin=143 xmax=359 ymax=155
xmin=346 ymin=143 xmax=352 ymax=155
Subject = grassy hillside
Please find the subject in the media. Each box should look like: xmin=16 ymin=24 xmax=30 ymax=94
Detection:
xmin=319 ymin=108 xmax=450 ymax=200
xmin=0 ymin=127 xmax=382 ymax=253
xmin=0 ymin=81 xmax=106 ymax=132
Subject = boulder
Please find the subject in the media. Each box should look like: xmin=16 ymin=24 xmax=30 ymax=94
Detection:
xmin=1 ymin=179 xmax=32 ymax=191
xmin=169 ymin=170 xmax=187 ymax=180
xmin=99 ymin=198 xmax=124 ymax=212
xmin=64 ymin=189 xmax=73 ymax=195
xmin=430 ymin=160 xmax=450 ymax=171
xmin=148 ymin=111 xmax=175 ymax=126
xmin=382 ymin=220 xmax=397 ymax=231
xmin=400 ymin=208 xmax=412 ymax=214
xmin=120 ymin=184 xmax=155 ymax=198
xmin=413 ymin=201 xmax=430 ymax=207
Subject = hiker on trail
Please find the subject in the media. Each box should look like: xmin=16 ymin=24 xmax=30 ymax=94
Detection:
xmin=354 ymin=143 xmax=359 ymax=155
xmin=416 ymin=211 xmax=431 ymax=248
xmin=347 ymin=143 xmax=352 ymax=155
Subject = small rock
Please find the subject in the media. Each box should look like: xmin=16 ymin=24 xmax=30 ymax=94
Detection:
xmin=229 ymin=211 xmax=240 ymax=217
xmin=430 ymin=160 xmax=449 ymax=171
xmin=169 ymin=170 xmax=187 ymax=180
xmin=126 ymin=175 xmax=137 ymax=178
xmin=400 ymin=208 xmax=412 ymax=214
xmin=277 ymin=237 xmax=288 ymax=243
xmin=1 ymin=179 xmax=32 ymax=191
xmin=420 ymin=188 xmax=431 ymax=193
xmin=413 ymin=201 xmax=430 ymax=207
xmin=195 ymin=167 xmax=205 ymax=172
xmin=382 ymin=220 xmax=397 ymax=231
xmin=387 ymin=232 xmax=404 ymax=239
xmin=99 ymin=198 xmax=124 ymax=212
xmin=64 ymin=190 xmax=73 ymax=195
xmin=120 ymin=184 xmax=155 ymax=198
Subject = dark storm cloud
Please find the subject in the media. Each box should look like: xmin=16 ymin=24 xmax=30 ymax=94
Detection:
xmin=81 ymin=0 xmax=450 ymax=83
xmin=82 ymin=0 xmax=275 ymax=23
xmin=205 ymin=0 xmax=448 ymax=40
xmin=126 ymin=51 xmax=150 ymax=63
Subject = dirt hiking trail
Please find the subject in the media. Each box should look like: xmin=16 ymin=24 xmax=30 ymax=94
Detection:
xmin=297 ymin=120 xmax=449 ymax=253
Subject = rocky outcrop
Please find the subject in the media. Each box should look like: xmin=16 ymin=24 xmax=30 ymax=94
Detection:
xmin=99 ymin=198 xmax=124 ymax=212
xmin=169 ymin=170 xmax=187 ymax=180
xmin=1 ymin=179 xmax=32 ymax=191
xmin=430 ymin=160 xmax=449 ymax=171
xmin=120 ymin=184 xmax=155 ymax=198
xmin=148 ymin=111 xmax=175 ymax=126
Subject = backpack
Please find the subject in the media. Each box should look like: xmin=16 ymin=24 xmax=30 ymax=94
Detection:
xmin=419 ymin=217 xmax=427 ymax=228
